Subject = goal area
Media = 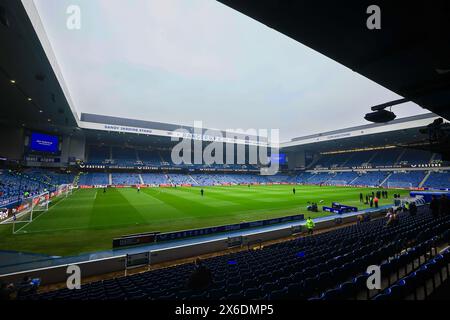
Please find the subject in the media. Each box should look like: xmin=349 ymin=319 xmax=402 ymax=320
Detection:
xmin=327 ymin=180 xmax=349 ymax=186
xmin=387 ymin=181 xmax=413 ymax=189
xmin=0 ymin=191 xmax=49 ymax=233
xmin=57 ymin=184 xmax=74 ymax=197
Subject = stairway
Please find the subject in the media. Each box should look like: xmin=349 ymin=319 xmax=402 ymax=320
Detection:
xmin=189 ymin=174 xmax=199 ymax=185
xmin=419 ymin=171 xmax=432 ymax=188
xmin=349 ymin=175 xmax=360 ymax=185
xmin=138 ymin=174 xmax=144 ymax=185
xmin=380 ymin=172 xmax=392 ymax=187
xmin=394 ymin=149 xmax=406 ymax=165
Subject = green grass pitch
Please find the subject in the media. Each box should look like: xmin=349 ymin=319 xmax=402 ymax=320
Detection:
xmin=0 ymin=185 xmax=410 ymax=257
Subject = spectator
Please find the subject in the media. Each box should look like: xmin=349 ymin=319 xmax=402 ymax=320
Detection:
xmin=409 ymin=201 xmax=417 ymax=216
xmin=439 ymin=195 xmax=449 ymax=216
xmin=16 ymin=276 xmax=39 ymax=298
xmin=0 ymin=282 xmax=15 ymax=300
xmin=374 ymin=196 xmax=379 ymax=208
xmin=186 ymin=258 xmax=212 ymax=291
xmin=430 ymin=195 xmax=439 ymax=218
xmin=305 ymin=217 xmax=315 ymax=235
xmin=356 ymin=214 xmax=364 ymax=224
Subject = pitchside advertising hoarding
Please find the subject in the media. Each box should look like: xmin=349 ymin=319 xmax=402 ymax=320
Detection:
xmin=112 ymin=214 xmax=305 ymax=248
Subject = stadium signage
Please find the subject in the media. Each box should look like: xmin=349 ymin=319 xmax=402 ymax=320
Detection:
xmin=0 ymin=209 xmax=8 ymax=221
xmin=81 ymin=121 xmax=268 ymax=146
xmin=112 ymin=214 xmax=305 ymax=248
xmin=155 ymin=214 xmax=305 ymax=242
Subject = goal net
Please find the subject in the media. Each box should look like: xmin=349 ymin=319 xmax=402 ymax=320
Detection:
xmin=0 ymin=192 xmax=49 ymax=233
xmin=57 ymin=184 xmax=74 ymax=197
xmin=327 ymin=180 xmax=349 ymax=186
xmin=387 ymin=181 xmax=413 ymax=189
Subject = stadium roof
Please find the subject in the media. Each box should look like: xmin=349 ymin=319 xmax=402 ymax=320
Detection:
xmin=282 ymin=113 xmax=440 ymax=153
xmin=7 ymin=0 xmax=431 ymax=142
xmin=0 ymin=0 xmax=78 ymax=135
xmin=1 ymin=1 xmax=445 ymax=145
xmin=218 ymin=0 xmax=450 ymax=121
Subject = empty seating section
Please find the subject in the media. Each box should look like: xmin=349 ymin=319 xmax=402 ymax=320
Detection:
xmin=313 ymin=148 xmax=444 ymax=169
xmin=384 ymin=171 xmax=426 ymax=188
xmin=111 ymin=173 xmax=141 ymax=185
xmin=350 ymin=171 xmax=388 ymax=187
xmin=87 ymin=145 xmax=110 ymax=164
xmin=112 ymin=147 xmax=137 ymax=165
xmin=141 ymin=173 xmax=169 ymax=185
xmin=327 ymin=172 xmax=358 ymax=185
xmin=15 ymin=170 xmax=449 ymax=189
xmin=314 ymin=153 xmax=351 ymax=168
xmin=78 ymin=173 xmax=109 ymax=186
xmin=344 ymin=150 xmax=374 ymax=167
xmin=26 ymin=206 xmax=450 ymax=300
xmin=167 ymin=174 xmax=193 ymax=185
xmin=305 ymin=172 xmax=335 ymax=184
xmin=423 ymin=171 xmax=450 ymax=190
xmin=0 ymin=169 xmax=74 ymax=206
xmin=370 ymin=148 xmax=404 ymax=167
xmin=137 ymin=150 xmax=162 ymax=166
xmin=398 ymin=149 xmax=433 ymax=165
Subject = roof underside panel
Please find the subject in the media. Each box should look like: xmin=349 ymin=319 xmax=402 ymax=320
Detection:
xmin=217 ymin=0 xmax=450 ymax=120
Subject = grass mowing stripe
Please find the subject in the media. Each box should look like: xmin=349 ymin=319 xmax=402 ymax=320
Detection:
xmin=0 ymin=185 xmax=411 ymax=256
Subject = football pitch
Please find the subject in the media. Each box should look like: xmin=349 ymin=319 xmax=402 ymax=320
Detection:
xmin=0 ymin=185 xmax=410 ymax=257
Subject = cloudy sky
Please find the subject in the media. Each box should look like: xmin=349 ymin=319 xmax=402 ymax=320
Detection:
xmin=32 ymin=0 xmax=428 ymax=142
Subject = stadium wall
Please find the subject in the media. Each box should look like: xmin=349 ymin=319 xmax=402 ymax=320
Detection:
xmin=287 ymin=150 xmax=305 ymax=170
xmin=0 ymin=209 xmax=388 ymax=286
xmin=0 ymin=126 xmax=24 ymax=161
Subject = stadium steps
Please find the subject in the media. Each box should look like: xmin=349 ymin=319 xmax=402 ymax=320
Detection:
xmin=419 ymin=171 xmax=432 ymax=188
xmin=349 ymin=176 xmax=360 ymax=185
xmin=340 ymin=154 xmax=353 ymax=167
xmin=188 ymin=174 xmax=199 ymax=186
xmin=380 ymin=172 xmax=393 ymax=186
xmin=306 ymin=155 xmax=321 ymax=169
xmin=73 ymin=173 xmax=80 ymax=187
xmin=366 ymin=151 xmax=379 ymax=165
xmin=394 ymin=149 xmax=407 ymax=165
xmin=108 ymin=173 xmax=112 ymax=185
xmin=138 ymin=174 xmax=144 ymax=185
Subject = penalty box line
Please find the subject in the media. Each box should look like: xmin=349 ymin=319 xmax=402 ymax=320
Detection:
xmin=13 ymin=192 xmax=73 ymax=235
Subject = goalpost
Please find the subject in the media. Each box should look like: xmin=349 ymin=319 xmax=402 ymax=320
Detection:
xmin=327 ymin=180 xmax=348 ymax=186
xmin=0 ymin=191 xmax=49 ymax=234
xmin=387 ymin=181 xmax=413 ymax=189
xmin=57 ymin=184 xmax=74 ymax=197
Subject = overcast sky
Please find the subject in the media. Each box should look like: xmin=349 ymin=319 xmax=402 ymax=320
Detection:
xmin=32 ymin=0 xmax=428 ymax=142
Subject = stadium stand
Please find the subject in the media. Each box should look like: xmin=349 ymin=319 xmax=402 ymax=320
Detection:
xmin=137 ymin=150 xmax=163 ymax=166
xmin=350 ymin=171 xmax=389 ymax=187
xmin=87 ymin=145 xmax=111 ymax=164
xmin=78 ymin=173 xmax=109 ymax=186
xmin=111 ymin=173 xmax=141 ymax=185
xmin=369 ymin=148 xmax=405 ymax=167
xmin=422 ymin=171 xmax=450 ymax=190
xmin=21 ymin=206 xmax=450 ymax=300
xmin=398 ymin=149 xmax=434 ymax=166
xmin=384 ymin=171 xmax=426 ymax=188
xmin=0 ymin=169 xmax=74 ymax=206
xmin=141 ymin=173 xmax=170 ymax=185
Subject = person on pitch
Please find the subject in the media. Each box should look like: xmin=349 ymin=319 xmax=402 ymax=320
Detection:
xmin=305 ymin=217 xmax=315 ymax=235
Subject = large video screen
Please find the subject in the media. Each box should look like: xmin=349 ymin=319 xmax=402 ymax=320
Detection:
xmin=270 ymin=153 xmax=287 ymax=165
xmin=30 ymin=132 xmax=59 ymax=153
